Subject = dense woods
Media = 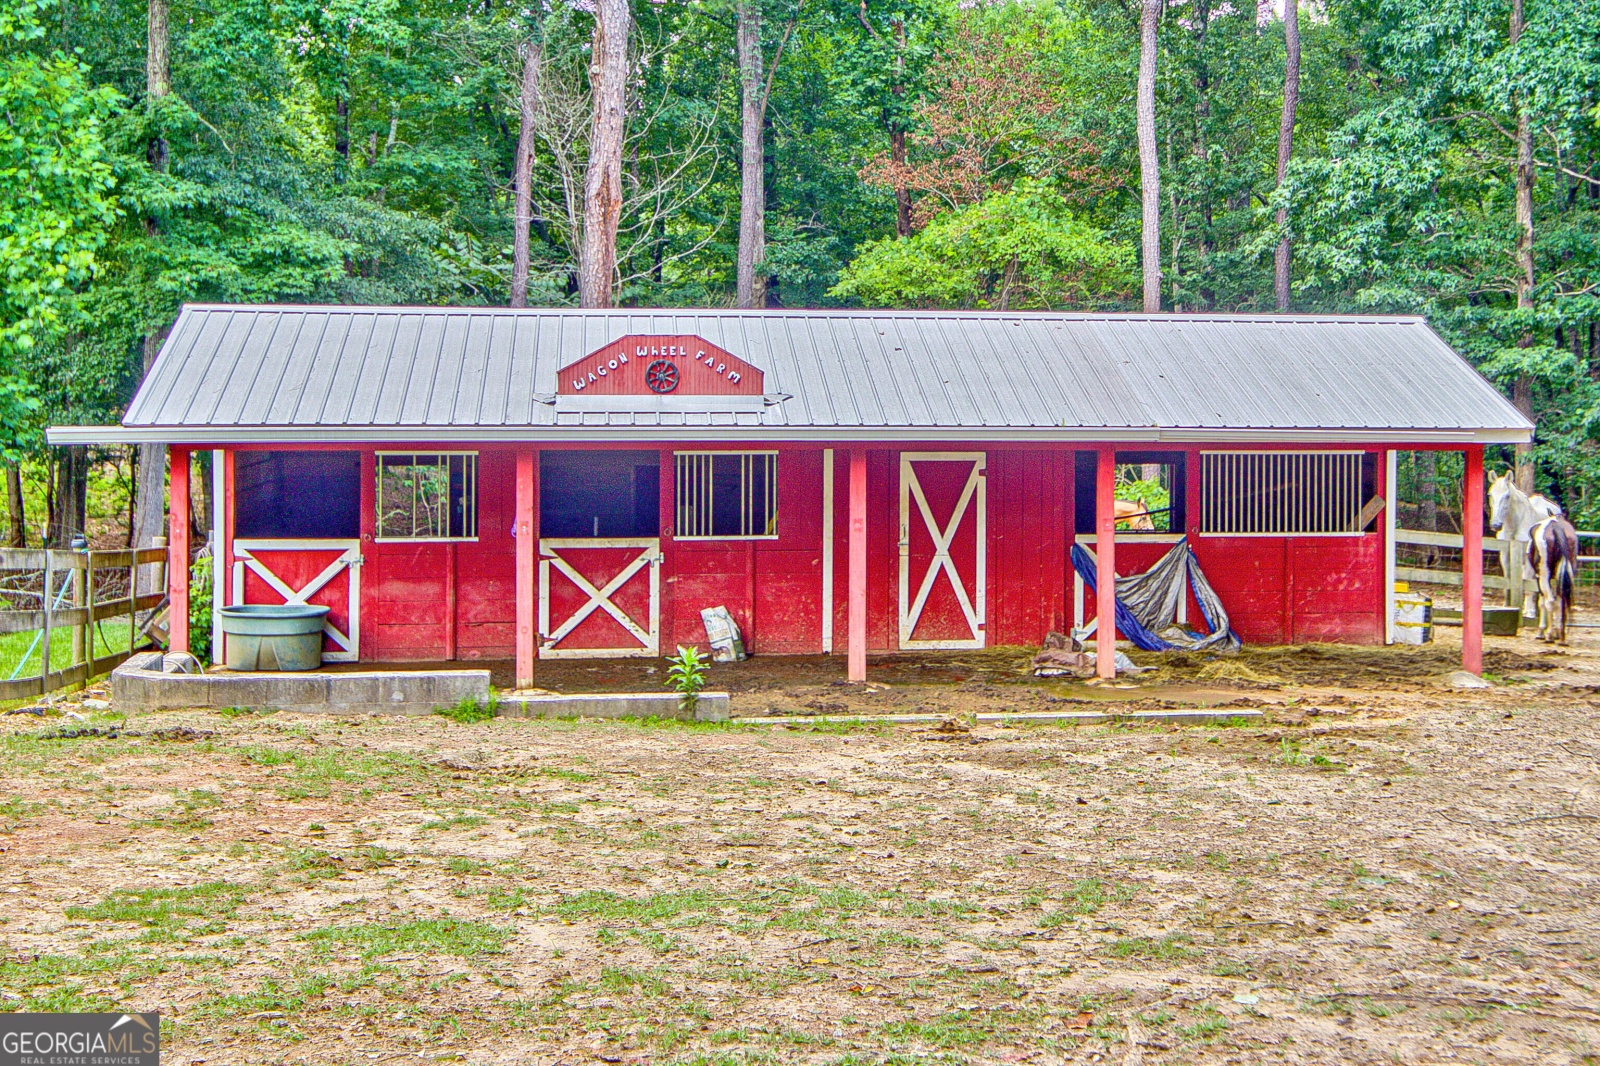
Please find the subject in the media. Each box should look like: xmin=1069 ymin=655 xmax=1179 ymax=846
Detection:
xmin=1 ymin=0 xmax=1598 ymax=536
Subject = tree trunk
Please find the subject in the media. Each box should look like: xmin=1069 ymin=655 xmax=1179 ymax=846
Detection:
xmin=735 ymin=0 xmax=767 ymax=309
xmin=147 ymin=0 xmax=169 ymax=170
xmin=335 ymin=88 xmax=350 ymax=180
xmin=1510 ymin=0 xmax=1536 ymax=493
xmin=133 ymin=332 xmax=168 ymax=590
xmin=511 ymin=39 xmax=542 ymax=309
xmin=1417 ymin=450 xmax=1438 ymax=533
xmin=137 ymin=0 xmax=171 ymax=586
xmin=578 ymin=0 xmax=630 ymax=309
xmin=5 ymin=460 xmax=24 ymax=548
xmin=192 ymin=450 xmax=210 ymax=541
xmin=890 ymin=130 xmax=912 ymax=236
xmin=49 ymin=449 xmax=87 ymax=549
xmin=1137 ymin=0 xmax=1162 ymax=313
xmin=1273 ymin=0 xmax=1300 ymax=312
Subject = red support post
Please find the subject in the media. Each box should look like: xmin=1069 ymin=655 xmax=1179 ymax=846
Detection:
xmin=515 ymin=448 xmax=537 ymax=689
xmin=167 ymin=446 xmax=189 ymax=654
xmin=1462 ymin=445 xmax=1484 ymax=675
xmin=848 ymin=448 xmax=867 ymax=683
xmin=1096 ymin=444 xmax=1117 ymax=680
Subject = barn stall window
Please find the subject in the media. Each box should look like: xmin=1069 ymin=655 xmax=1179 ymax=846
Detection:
xmin=674 ymin=452 xmax=778 ymax=539
xmin=1201 ymin=451 xmax=1378 ymax=535
xmin=1073 ymin=450 xmax=1186 ymax=534
xmin=235 ymin=450 xmax=361 ymax=539
xmin=540 ymin=450 xmax=660 ymax=538
xmin=376 ymin=452 xmax=478 ymax=540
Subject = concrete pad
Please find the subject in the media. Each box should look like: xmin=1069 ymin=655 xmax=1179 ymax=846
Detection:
xmin=500 ymin=691 xmax=729 ymax=722
xmin=736 ymin=708 xmax=1265 ymax=728
xmin=112 ymin=661 xmax=491 ymax=716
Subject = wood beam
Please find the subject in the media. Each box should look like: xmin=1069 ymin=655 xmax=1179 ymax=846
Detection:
xmin=515 ymin=448 xmax=537 ymax=688
xmin=1096 ymin=444 xmax=1116 ymax=680
xmin=848 ymin=448 xmax=867 ymax=682
xmin=168 ymin=446 xmax=189 ymax=654
xmin=1462 ymin=445 xmax=1484 ymax=675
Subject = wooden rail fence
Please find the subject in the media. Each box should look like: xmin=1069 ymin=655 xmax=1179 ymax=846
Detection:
xmin=0 ymin=547 xmax=168 ymax=700
xmin=1394 ymin=527 xmax=1600 ymax=626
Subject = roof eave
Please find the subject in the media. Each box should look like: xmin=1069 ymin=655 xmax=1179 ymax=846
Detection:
xmin=46 ymin=424 xmax=1534 ymax=446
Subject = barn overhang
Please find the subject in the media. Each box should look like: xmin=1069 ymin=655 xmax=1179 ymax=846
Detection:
xmin=46 ymin=424 xmax=1531 ymax=446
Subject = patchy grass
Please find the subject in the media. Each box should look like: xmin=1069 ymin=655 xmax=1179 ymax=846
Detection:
xmin=1106 ymin=934 xmax=1198 ymax=962
xmin=435 ymin=696 xmax=499 ymax=724
xmin=64 ymin=882 xmax=250 ymax=940
xmin=2 ymin=656 xmax=1596 ymax=1063
xmin=303 ymin=918 xmax=513 ymax=960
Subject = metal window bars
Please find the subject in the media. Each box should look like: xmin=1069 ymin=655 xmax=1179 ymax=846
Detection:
xmin=674 ymin=452 xmax=779 ymax=539
xmin=1201 ymin=451 xmax=1365 ymax=535
xmin=376 ymin=453 xmax=478 ymax=540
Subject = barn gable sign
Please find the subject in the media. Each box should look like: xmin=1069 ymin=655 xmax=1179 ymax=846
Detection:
xmin=557 ymin=335 xmax=764 ymax=397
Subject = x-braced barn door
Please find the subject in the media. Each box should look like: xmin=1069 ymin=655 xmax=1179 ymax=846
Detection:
xmin=232 ymin=539 xmax=362 ymax=662
xmin=538 ymin=539 xmax=661 ymax=658
xmin=899 ymin=453 xmax=986 ymax=650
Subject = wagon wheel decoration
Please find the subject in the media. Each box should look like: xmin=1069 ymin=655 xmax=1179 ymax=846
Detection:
xmin=645 ymin=359 xmax=679 ymax=394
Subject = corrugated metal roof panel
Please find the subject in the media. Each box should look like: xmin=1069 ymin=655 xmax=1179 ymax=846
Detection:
xmin=117 ymin=305 xmax=1532 ymax=438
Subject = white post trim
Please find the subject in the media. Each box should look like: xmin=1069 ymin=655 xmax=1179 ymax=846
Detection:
xmin=1384 ymin=449 xmax=1397 ymax=644
xmin=211 ymin=449 xmax=224 ymax=662
xmin=821 ymin=448 xmax=834 ymax=654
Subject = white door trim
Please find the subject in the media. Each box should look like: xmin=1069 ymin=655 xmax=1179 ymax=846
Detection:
xmin=821 ymin=448 xmax=834 ymax=654
xmin=231 ymin=538 xmax=363 ymax=662
xmin=538 ymin=538 xmax=661 ymax=658
xmin=898 ymin=452 xmax=986 ymax=650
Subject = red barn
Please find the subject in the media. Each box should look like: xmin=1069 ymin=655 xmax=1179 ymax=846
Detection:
xmin=51 ymin=306 xmax=1531 ymax=682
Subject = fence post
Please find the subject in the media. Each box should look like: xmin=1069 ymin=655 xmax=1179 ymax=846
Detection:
xmin=85 ymin=554 xmax=96 ymax=672
xmin=1508 ymin=547 xmax=1524 ymax=615
xmin=71 ymin=556 xmax=85 ymax=673
xmin=129 ymin=551 xmax=138 ymax=656
xmin=40 ymin=554 xmax=52 ymax=697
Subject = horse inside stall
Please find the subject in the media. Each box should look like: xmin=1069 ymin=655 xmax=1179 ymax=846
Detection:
xmin=1528 ymin=515 xmax=1579 ymax=643
xmin=1488 ymin=469 xmax=1563 ymax=616
xmin=1114 ymin=499 xmax=1156 ymax=530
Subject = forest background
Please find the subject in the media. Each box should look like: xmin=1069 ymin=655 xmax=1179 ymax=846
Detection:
xmin=1 ymin=0 xmax=1597 ymax=549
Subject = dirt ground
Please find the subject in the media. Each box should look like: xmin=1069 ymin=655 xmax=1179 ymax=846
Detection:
xmin=2 ymin=630 xmax=1600 ymax=1065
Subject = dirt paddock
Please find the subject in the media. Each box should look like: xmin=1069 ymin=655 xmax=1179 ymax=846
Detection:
xmin=2 ymin=630 xmax=1599 ymax=1064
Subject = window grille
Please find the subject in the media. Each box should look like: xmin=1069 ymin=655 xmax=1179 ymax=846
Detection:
xmin=376 ymin=452 xmax=478 ymax=540
xmin=1201 ymin=451 xmax=1365 ymax=535
xmin=675 ymin=452 xmax=778 ymax=539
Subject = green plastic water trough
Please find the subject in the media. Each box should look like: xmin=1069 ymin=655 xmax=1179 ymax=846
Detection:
xmin=218 ymin=604 xmax=331 ymax=672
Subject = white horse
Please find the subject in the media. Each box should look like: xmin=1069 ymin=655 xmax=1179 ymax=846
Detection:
xmin=1488 ymin=470 xmax=1563 ymax=616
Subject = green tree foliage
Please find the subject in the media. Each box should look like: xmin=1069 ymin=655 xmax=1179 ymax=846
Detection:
xmin=0 ymin=0 xmax=117 ymax=451
xmin=831 ymin=179 xmax=1131 ymax=308
xmin=1 ymin=0 xmax=1597 ymax=517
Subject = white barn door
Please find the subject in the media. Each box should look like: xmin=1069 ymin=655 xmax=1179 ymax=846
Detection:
xmin=898 ymin=452 xmax=986 ymax=650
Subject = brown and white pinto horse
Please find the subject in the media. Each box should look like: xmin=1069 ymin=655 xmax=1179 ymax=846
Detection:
xmin=1528 ymin=515 xmax=1579 ymax=643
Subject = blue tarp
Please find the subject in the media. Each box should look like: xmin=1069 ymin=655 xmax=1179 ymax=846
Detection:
xmin=1071 ymin=537 xmax=1241 ymax=653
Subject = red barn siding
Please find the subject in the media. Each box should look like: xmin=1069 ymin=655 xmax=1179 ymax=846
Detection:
xmin=986 ymin=449 xmax=1070 ymax=646
xmin=226 ymin=441 xmax=1392 ymax=664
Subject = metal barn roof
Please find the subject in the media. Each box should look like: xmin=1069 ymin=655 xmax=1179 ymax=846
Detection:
xmin=50 ymin=304 xmax=1532 ymax=445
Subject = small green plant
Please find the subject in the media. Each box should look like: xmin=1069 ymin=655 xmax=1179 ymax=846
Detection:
xmin=189 ymin=554 xmax=214 ymax=665
xmin=666 ymin=645 xmax=708 ymax=714
xmin=436 ymin=695 xmax=498 ymax=724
